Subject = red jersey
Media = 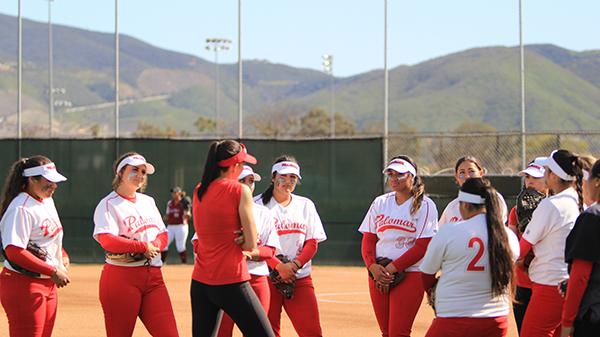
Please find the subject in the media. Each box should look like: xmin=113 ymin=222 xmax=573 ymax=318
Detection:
xmin=165 ymin=199 xmax=187 ymax=225
xmin=192 ymin=179 xmax=249 ymax=285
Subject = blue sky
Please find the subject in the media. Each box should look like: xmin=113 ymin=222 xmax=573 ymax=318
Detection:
xmin=1 ymin=0 xmax=598 ymax=77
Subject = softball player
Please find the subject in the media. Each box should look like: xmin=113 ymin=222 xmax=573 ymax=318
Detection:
xmin=518 ymin=149 xmax=584 ymax=337
xmin=0 ymin=156 xmax=70 ymax=337
xmin=420 ymin=178 xmax=519 ymax=337
xmin=93 ymin=152 xmax=179 ymax=337
xmin=161 ymin=186 xmax=191 ymax=264
xmin=359 ymin=155 xmax=438 ymax=337
xmin=510 ymin=159 xmax=548 ymax=333
xmin=439 ymin=156 xmax=508 ymax=227
xmin=191 ymin=140 xmax=274 ymax=337
xmin=256 ymin=155 xmax=327 ymax=337
xmin=579 ymin=155 xmax=597 ymax=209
xmin=562 ymin=159 xmax=600 ymax=337
xmin=217 ymin=165 xmax=281 ymax=337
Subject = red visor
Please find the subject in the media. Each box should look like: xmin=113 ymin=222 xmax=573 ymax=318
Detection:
xmin=217 ymin=144 xmax=257 ymax=167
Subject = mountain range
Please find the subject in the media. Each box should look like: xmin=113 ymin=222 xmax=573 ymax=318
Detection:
xmin=0 ymin=13 xmax=599 ymax=138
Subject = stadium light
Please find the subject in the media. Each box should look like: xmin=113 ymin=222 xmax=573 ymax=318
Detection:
xmin=206 ymin=38 xmax=231 ymax=136
xmin=322 ymin=54 xmax=335 ymax=138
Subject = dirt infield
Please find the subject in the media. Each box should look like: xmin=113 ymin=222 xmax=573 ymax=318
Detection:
xmin=0 ymin=265 xmax=519 ymax=337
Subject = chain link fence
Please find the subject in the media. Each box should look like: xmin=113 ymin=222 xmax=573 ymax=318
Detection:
xmin=388 ymin=131 xmax=600 ymax=176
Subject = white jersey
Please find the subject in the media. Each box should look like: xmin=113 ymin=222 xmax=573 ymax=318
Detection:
xmin=439 ymin=191 xmax=508 ymax=227
xmin=189 ymin=204 xmax=281 ymax=276
xmin=255 ymin=194 xmax=327 ymax=279
xmin=0 ymin=192 xmax=66 ymax=277
xmin=358 ymin=193 xmax=438 ymax=272
xmin=247 ymin=204 xmax=281 ymax=276
xmin=93 ymin=191 xmax=167 ymax=267
xmin=420 ymin=213 xmax=520 ymax=318
xmin=523 ymin=187 xmax=580 ymax=286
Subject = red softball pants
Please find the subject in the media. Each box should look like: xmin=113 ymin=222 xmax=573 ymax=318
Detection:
xmin=99 ymin=264 xmax=179 ymax=337
xmin=368 ymin=271 xmax=424 ymax=337
xmin=217 ymin=275 xmax=271 ymax=337
xmin=268 ymin=275 xmax=322 ymax=337
xmin=424 ymin=316 xmax=508 ymax=337
xmin=0 ymin=268 xmax=57 ymax=337
xmin=520 ymin=282 xmax=564 ymax=337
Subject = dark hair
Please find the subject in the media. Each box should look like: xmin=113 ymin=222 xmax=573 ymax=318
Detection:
xmin=112 ymin=151 xmax=148 ymax=192
xmin=551 ymin=149 xmax=584 ymax=212
xmin=261 ymin=155 xmax=297 ymax=205
xmin=390 ymin=155 xmax=424 ymax=216
xmin=461 ymin=178 xmax=514 ymax=298
xmin=1 ymin=156 xmax=52 ymax=217
xmin=592 ymin=159 xmax=600 ymax=179
xmin=455 ymin=156 xmax=484 ymax=173
xmin=197 ymin=140 xmax=242 ymax=201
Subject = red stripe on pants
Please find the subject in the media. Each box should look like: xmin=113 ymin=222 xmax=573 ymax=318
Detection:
xmin=520 ymin=282 xmax=564 ymax=337
xmin=0 ymin=268 xmax=57 ymax=337
xmin=424 ymin=316 xmax=508 ymax=337
xmin=368 ymin=271 xmax=424 ymax=337
xmin=99 ymin=264 xmax=179 ymax=337
xmin=268 ymin=275 xmax=322 ymax=337
xmin=217 ymin=275 xmax=271 ymax=337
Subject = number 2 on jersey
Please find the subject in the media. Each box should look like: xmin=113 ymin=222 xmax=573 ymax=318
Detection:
xmin=467 ymin=237 xmax=485 ymax=271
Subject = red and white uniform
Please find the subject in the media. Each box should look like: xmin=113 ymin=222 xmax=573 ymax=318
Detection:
xmin=439 ymin=192 xmax=508 ymax=227
xmin=1 ymin=192 xmax=65 ymax=275
xmin=93 ymin=191 xmax=167 ymax=267
xmin=359 ymin=193 xmax=438 ymax=270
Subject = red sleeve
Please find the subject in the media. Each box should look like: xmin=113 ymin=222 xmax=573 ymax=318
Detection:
xmin=391 ymin=237 xmax=432 ymax=271
xmin=4 ymin=245 xmax=55 ymax=276
xmin=295 ymin=239 xmax=318 ymax=266
xmin=151 ymin=232 xmax=169 ymax=251
xmin=519 ymin=238 xmax=533 ymax=260
xmin=361 ymin=233 xmax=378 ymax=268
xmin=192 ymin=239 xmax=198 ymax=253
xmin=258 ymin=246 xmax=275 ymax=260
xmin=508 ymin=207 xmax=518 ymax=226
xmin=422 ymin=272 xmax=438 ymax=291
xmin=97 ymin=233 xmax=147 ymax=253
xmin=562 ymin=259 xmax=594 ymax=328
xmin=266 ymin=255 xmax=282 ymax=270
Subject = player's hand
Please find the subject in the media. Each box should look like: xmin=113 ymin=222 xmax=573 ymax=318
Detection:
xmin=234 ymin=230 xmax=244 ymax=245
xmin=242 ymin=251 xmax=253 ymax=260
xmin=62 ymin=255 xmax=70 ymax=270
xmin=560 ymin=326 xmax=573 ymax=337
xmin=376 ymin=280 xmax=390 ymax=294
xmin=144 ymin=242 xmax=160 ymax=259
xmin=275 ymin=262 xmax=296 ymax=283
xmin=51 ymin=268 xmax=70 ymax=288
xmin=369 ymin=264 xmax=393 ymax=284
xmin=385 ymin=263 xmax=398 ymax=274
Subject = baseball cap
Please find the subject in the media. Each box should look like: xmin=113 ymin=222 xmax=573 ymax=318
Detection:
xmin=272 ymin=161 xmax=302 ymax=179
xmin=217 ymin=143 xmax=257 ymax=168
xmin=518 ymin=158 xmax=546 ymax=178
xmin=22 ymin=162 xmax=67 ymax=183
xmin=383 ymin=158 xmax=416 ymax=177
xmin=116 ymin=154 xmax=155 ymax=175
xmin=238 ymin=165 xmax=261 ymax=181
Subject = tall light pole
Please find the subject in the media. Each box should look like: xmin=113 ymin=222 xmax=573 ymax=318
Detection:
xmin=383 ymin=0 xmax=389 ymax=167
xmin=322 ymin=54 xmax=335 ymax=138
xmin=115 ymin=0 xmax=120 ymax=138
xmin=519 ymin=0 xmax=526 ymax=169
xmin=238 ymin=0 xmax=243 ymax=139
xmin=47 ymin=0 xmax=54 ymax=137
xmin=206 ymin=38 xmax=231 ymax=136
xmin=17 ymin=0 xmax=22 ymax=142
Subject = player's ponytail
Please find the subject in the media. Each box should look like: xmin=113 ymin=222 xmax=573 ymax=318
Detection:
xmin=552 ymin=149 xmax=584 ymax=212
xmin=1 ymin=156 xmax=51 ymax=217
xmin=392 ymin=155 xmax=424 ymax=216
xmin=461 ymin=178 xmax=513 ymax=298
xmin=197 ymin=140 xmax=242 ymax=201
xmin=261 ymin=155 xmax=297 ymax=205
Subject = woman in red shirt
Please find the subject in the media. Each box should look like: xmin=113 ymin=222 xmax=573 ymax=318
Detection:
xmin=191 ymin=140 xmax=274 ymax=337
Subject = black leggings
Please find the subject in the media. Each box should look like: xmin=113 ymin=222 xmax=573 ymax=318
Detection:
xmin=512 ymin=285 xmax=532 ymax=334
xmin=190 ymin=279 xmax=274 ymax=337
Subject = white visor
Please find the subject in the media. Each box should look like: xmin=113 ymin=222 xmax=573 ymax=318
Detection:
xmin=518 ymin=159 xmax=546 ymax=178
xmin=383 ymin=158 xmax=417 ymax=177
xmin=272 ymin=161 xmax=302 ymax=179
xmin=239 ymin=165 xmax=261 ymax=182
xmin=583 ymin=170 xmax=590 ymax=181
xmin=536 ymin=151 xmax=574 ymax=181
xmin=116 ymin=155 xmax=155 ymax=175
xmin=458 ymin=191 xmax=485 ymax=204
xmin=22 ymin=162 xmax=67 ymax=183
